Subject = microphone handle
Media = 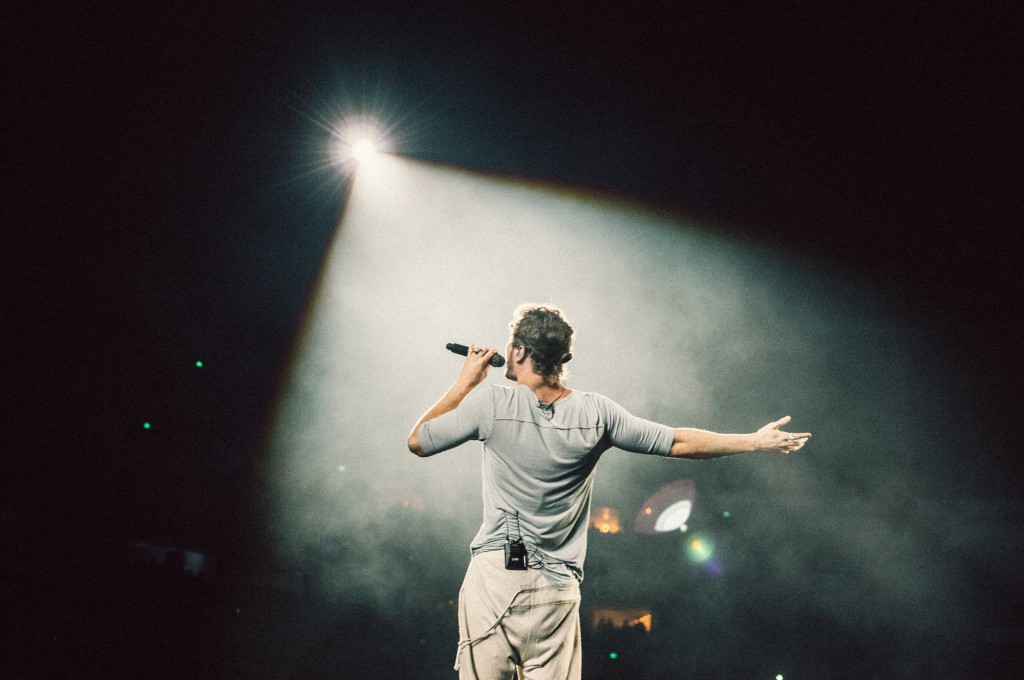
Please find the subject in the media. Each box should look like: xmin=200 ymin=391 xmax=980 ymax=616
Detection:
xmin=446 ymin=343 xmax=506 ymax=368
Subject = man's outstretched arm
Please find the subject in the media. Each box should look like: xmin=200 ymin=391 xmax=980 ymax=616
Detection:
xmin=407 ymin=346 xmax=497 ymax=457
xmin=669 ymin=415 xmax=811 ymax=459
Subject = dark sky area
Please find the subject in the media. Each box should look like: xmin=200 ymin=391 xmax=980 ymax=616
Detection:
xmin=5 ymin=3 xmax=1022 ymax=678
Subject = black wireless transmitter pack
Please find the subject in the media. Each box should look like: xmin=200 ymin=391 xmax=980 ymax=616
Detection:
xmin=504 ymin=538 xmax=528 ymax=570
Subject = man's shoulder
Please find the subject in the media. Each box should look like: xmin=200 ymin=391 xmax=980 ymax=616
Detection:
xmin=477 ymin=383 xmax=523 ymax=409
xmin=571 ymin=391 xmax=634 ymax=423
xmin=485 ymin=383 xmax=520 ymax=399
xmin=573 ymin=390 xmax=616 ymax=407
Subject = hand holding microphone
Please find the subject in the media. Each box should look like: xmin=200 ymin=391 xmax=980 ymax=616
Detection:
xmin=447 ymin=343 xmax=506 ymax=367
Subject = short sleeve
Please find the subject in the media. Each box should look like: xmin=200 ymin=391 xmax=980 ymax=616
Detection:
xmin=418 ymin=387 xmax=495 ymax=456
xmin=598 ymin=395 xmax=674 ymax=456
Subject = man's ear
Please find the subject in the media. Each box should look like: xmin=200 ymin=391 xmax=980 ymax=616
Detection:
xmin=514 ymin=345 xmax=527 ymax=364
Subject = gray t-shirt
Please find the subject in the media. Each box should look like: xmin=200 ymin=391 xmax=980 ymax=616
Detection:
xmin=419 ymin=383 xmax=674 ymax=583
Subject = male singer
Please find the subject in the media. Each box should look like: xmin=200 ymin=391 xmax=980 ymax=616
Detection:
xmin=408 ymin=304 xmax=810 ymax=680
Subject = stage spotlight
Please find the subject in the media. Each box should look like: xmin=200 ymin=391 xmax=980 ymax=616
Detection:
xmin=351 ymin=139 xmax=378 ymax=163
xmin=330 ymin=115 xmax=389 ymax=169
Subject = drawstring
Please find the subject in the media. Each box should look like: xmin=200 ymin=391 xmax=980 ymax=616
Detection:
xmin=454 ymin=586 xmax=554 ymax=671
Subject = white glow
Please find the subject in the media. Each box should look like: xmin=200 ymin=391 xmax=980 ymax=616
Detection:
xmin=655 ymin=500 xmax=692 ymax=532
xmin=351 ymin=139 xmax=377 ymax=163
xmin=330 ymin=115 xmax=389 ymax=169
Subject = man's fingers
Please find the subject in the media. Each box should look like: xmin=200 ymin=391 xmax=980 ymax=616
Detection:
xmin=760 ymin=415 xmax=792 ymax=432
xmin=779 ymin=432 xmax=812 ymax=455
xmin=780 ymin=432 xmax=811 ymax=446
xmin=464 ymin=345 xmax=486 ymax=367
xmin=467 ymin=345 xmax=496 ymax=364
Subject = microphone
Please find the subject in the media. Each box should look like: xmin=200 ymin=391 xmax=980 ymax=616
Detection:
xmin=446 ymin=343 xmax=506 ymax=367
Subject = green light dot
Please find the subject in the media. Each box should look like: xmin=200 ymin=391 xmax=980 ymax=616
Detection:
xmin=143 ymin=422 xmax=152 ymax=429
xmin=723 ymin=511 xmax=731 ymax=518
xmin=195 ymin=360 xmax=203 ymax=368
xmin=609 ymin=652 xmax=618 ymax=660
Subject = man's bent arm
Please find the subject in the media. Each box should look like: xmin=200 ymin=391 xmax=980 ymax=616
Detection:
xmin=407 ymin=382 xmax=476 ymax=456
xmin=669 ymin=415 xmax=811 ymax=459
xmin=407 ymin=346 xmax=497 ymax=457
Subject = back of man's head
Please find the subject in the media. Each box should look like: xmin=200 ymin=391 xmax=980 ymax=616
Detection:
xmin=509 ymin=304 xmax=574 ymax=385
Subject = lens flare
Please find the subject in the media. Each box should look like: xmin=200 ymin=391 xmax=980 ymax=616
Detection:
xmin=686 ymin=535 xmax=714 ymax=563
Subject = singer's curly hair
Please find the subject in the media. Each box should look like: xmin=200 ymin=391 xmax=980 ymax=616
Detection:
xmin=508 ymin=304 xmax=574 ymax=386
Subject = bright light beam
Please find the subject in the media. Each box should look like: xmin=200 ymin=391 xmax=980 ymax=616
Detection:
xmin=261 ymin=149 xmax=970 ymax=658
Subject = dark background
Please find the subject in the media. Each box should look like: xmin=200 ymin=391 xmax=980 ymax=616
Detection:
xmin=5 ymin=2 xmax=1021 ymax=678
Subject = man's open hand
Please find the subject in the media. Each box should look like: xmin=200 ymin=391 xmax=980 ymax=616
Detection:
xmin=755 ymin=416 xmax=812 ymax=454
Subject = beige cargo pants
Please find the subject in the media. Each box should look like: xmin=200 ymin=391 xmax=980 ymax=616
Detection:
xmin=455 ymin=550 xmax=582 ymax=680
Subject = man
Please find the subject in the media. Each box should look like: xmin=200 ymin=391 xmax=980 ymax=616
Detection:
xmin=407 ymin=304 xmax=810 ymax=680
